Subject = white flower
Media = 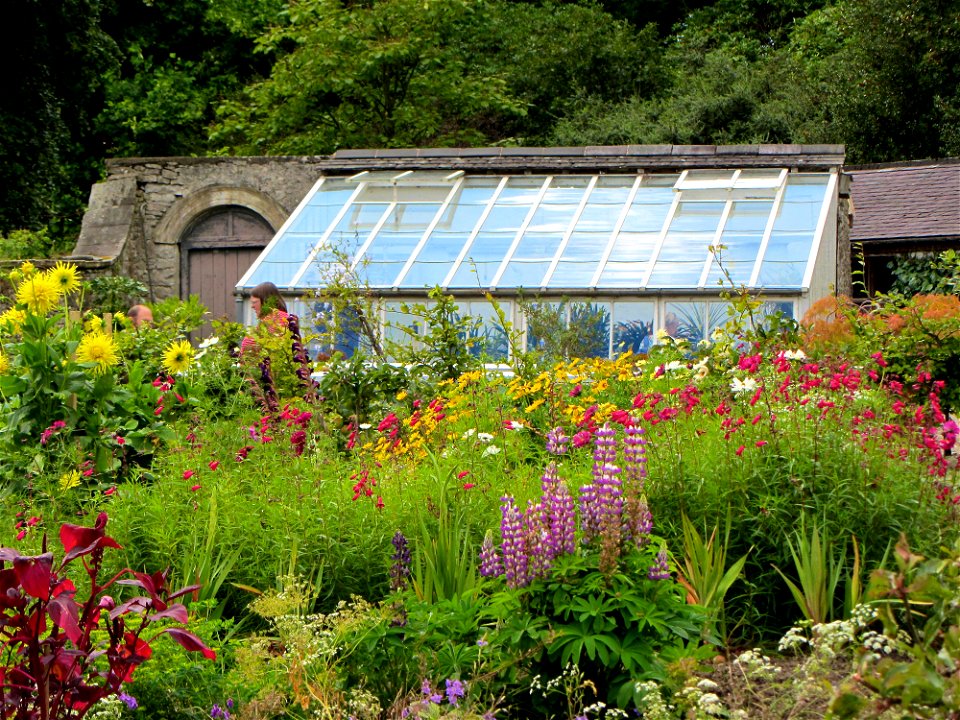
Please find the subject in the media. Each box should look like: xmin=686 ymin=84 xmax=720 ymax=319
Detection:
xmin=462 ymin=428 xmax=476 ymax=439
xmin=504 ymin=420 xmax=525 ymax=431
xmin=482 ymin=445 xmax=501 ymax=457
xmin=784 ymin=349 xmax=807 ymax=361
xmin=730 ymin=376 xmax=758 ymax=395
xmin=198 ymin=336 xmax=220 ymax=349
xmin=477 ymin=432 xmax=494 ymax=443
xmin=359 ymin=423 xmax=371 ymax=430
xmin=664 ymin=360 xmax=684 ymax=373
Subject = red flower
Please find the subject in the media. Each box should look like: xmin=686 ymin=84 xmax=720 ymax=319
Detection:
xmin=376 ymin=496 xmax=384 ymax=510
xmin=755 ymin=440 xmax=768 ymax=448
xmin=735 ymin=445 xmax=746 ymax=457
xmin=457 ymin=470 xmax=470 ymax=480
xmin=183 ymin=470 xmax=195 ymax=480
xmin=116 ymin=435 xmax=126 ymax=445
xmin=463 ymin=483 xmax=475 ymax=490
xmin=208 ymin=460 xmax=220 ymax=471
xmin=104 ymin=486 xmax=117 ymax=496
xmin=190 ymin=485 xmax=201 ymax=492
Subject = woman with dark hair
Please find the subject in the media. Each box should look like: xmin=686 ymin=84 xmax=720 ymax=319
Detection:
xmin=241 ymin=282 xmax=289 ymax=355
xmin=250 ymin=281 xmax=288 ymax=320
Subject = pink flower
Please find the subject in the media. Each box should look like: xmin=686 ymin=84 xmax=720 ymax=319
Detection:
xmin=209 ymin=460 xmax=220 ymax=471
xmin=735 ymin=445 xmax=745 ymax=457
xmin=26 ymin=516 xmax=39 ymax=527
xmin=183 ymin=470 xmax=195 ymax=480
xmin=190 ymin=484 xmax=201 ymax=492
xmin=463 ymin=483 xmax=475 ymax=490
xmin=376 ymin=496 xmax=384 ymax=510
xmin=16 ymin=530 xmax=26 ymax=541
xmin=116 ymin=435 xmax=125 ymax=445
xmin=104 ymin=487 xmax=117 ymax=496
xmin=569 ymin=384 xmax=582 ymax=397
xmin=755 ymin=440 xmax=768 ymax=448
xmin=82 ymin=469 xmax=94 ymax=477
xmin=457 ymin=470 xmax=470 ymax=480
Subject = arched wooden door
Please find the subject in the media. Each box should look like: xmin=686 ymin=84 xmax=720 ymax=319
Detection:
xmin=180 ymin=206 xmax=274 ymax=337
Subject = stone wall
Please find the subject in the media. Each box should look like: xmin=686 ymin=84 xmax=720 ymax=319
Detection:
xmin=71 ymin=156 xmax=331 ymax=301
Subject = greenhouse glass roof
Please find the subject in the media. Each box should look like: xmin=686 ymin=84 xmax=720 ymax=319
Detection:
xmin=237 ymin=168 xmax=837 ymax=294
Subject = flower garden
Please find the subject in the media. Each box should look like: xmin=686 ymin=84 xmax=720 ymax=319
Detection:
xmin=4 ymin=261 xmax=960 ymax=720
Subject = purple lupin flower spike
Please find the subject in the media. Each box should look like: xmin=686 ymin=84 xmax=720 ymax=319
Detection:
xmin=479 ymin=529 xmax=504 ymax=578
xmin=648 ymin=545 xmax=671 ymax=580
xmin=546 ymin=426 xmax=570 ymax=455
xmin=390 ymin=530 xmax=412 ymax=591
xmin=542 ymin=462 xmax=575 ymax=557
xmin=623 ymin=423 xmax=648 ymax=487
xmin=500 ymin=495 xmax=529 ymax=588
xmin=524 ymin=499 xmax=551 ymax=581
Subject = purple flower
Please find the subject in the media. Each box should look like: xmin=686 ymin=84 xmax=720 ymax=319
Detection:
xmin=479 ymin=530 xmax=504 ymax=578
xmin=210 ymin=703 xmax=230 ymax=720
xmin=648 ymin=545 xmax=671 ymax=581
xmin=390 ymin=530 xmax=411 ymax=591
xmin=119 ymin=693 xmax=138 ymax=710
xmin=541 ymin=462 xmax=575 ymax=557
xmin=546 ymin=426 xmax=570 ymax=455
xmin=500 ymin=496 xmax=529 ymax=588
xmin=445 ymin=678 xmax=466 ymax=706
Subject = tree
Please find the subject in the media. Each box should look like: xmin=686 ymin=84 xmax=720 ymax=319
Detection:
xmin=211 ymin=0 xmax=526 ymax=154
xmin=0 ymin=0 xmax=118 ymax=240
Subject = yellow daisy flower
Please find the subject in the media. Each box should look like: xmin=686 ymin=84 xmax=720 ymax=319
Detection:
xmin=16 ymin=273 xmax=62 ymax=315
xmin=0 ymin=308 xmax=26 ymax=334
xmin=76 ymin=331 xmax=120 ymax=375
xmin=60 ymin=470 xmax=81 ymax=491
xmin=163 ymin=339 xmax=194 ymax=374
xmin=19 ymin=261 xmax=36 ymax=276
xmin=84 ymin=315 xmax=103 ymax=333
xmin=48 ymin=261 xmax=81 ymax=294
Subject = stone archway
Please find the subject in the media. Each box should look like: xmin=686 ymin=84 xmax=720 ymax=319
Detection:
xmin=150 ymin=185 xmax=288 ymax=333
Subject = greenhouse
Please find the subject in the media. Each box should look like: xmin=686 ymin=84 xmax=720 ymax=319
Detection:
xmin=236 ymin=146 xmax=846 ymax=359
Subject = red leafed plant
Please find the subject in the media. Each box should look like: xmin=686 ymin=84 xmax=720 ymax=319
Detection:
xmin=0 ymin=512 xmax=215 ymax=720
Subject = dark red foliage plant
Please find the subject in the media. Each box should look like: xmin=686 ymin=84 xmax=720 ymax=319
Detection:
xmin=0 ymin=512 xmax=215 ymax=720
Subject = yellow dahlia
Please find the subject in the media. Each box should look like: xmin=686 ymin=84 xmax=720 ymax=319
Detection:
xmin=0 ymin=308 xmax=26 ymax=334
xmin=163 ymin=339 xmax=194 ymax=374
xmin=76 ymin=331 xmax=120 ymax=375
xmin=84 ymin=315 xmax=103 ymax=333
xmin=16 ymin=273 xmax=62 ymax=315
xmin=49 ymin=261 xmax=81 ymax=295
xmin=19 ymin=261 xmax=36 ymax=277
xmin=59 ymin=470 xmax=81 ymax=491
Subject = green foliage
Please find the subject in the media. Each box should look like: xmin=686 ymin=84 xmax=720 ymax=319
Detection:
xmin=317 ymin=351 xmax=413 ymax=426
xmin=410 ymin=456 xmax=478 ymax=604
xmin=0 ymin=229 xmax=64 ymax=260
xmin=211 ymin=0 xmax=525 ymax=154
xmin=888 ymin=250 xmax=960 ymax=297
xmin=520 ymin=297 xmax=611 ymax=364
xmin=387 ymin=288 xmax=483 ymax=382
xmin=86 ymin=275 xmax=149 ymax=315
xmin=674 ymin=512 xmax=750 ymax=644
xmin=829 ymin=535 xmax=960 ymax=717
xmin=773 ymin=520 xmax=847 ymax=625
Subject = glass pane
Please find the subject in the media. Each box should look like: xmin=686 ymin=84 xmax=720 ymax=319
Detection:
xmin=325 ymin=202 xmax=390 ymax=259
xmin=526 ymin=301 xmax=562 ymax=351
xmin=242 ymin=261 xmax=303 ymax=288
xmin=613 ymin=301 xmax=655 ymax=354
xmin=664 ymin=302 xmax=706 ymax=345
xmin=570 ymin=302 xmax=611 ymax=358
xmin=526 ymin=202 xmax=580 ymax=233
xmin=384 ymin=301 xmax=424 ymax=358
xmin=596 ymin=261 xmax=649 ymax=288
xmin=704 ymin=200 xmax=772 ymax=286
xmin=549 ymin=261 xmax=600 ymax=287
xmin=557 ymin=232 xmax=608 ymax=262
xmin=756 ymin=175 xmax=828 ymax=287
xmin=646 ymin=200 xmax=724 ymax=288
xmin=287 ymin=188 xmax=354 ymax=234
xmin=459 ymin=300 xmax=509 ymax=360
xmin=400 ymin=232 xmax=468 ymax=288
xmin=448 ymin=232 xmax=515 ymax=287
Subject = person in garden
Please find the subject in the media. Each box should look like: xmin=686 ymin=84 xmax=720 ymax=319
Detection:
xmin=127 ymin=303 xmax=153 ymax=328
xmin=241 ymin=282 xmax=289 ymax=355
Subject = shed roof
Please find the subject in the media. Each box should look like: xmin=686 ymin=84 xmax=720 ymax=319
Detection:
xmin=848 ymin=160 xmax=960 ymax=242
